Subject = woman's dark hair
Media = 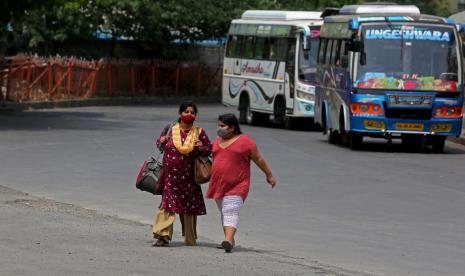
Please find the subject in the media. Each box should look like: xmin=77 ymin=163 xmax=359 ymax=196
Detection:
xmin=218 ymin=113 xmax=242 ymax=134
xmin=178 ymin=101 xmax=198 ymax=114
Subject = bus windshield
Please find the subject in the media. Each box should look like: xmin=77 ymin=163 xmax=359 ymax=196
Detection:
xmin=355 ymin=23 xmax=461 ymax=92
xmin=298 ymin=29 xmax=320 ymax=84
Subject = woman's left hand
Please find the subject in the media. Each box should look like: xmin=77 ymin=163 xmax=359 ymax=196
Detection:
xmin=266 ymin=174 xmax=276 ymax=188
xmin=195 ymin=139 xmax=203 ymax=148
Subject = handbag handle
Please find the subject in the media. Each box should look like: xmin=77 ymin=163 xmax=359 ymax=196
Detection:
xmin=158 ymin=123 xmax=174 ymax=154
xmin=194 ymin=127 xmax=202 ymax=157
xmin=194 ymin=127 xmax=211 ymax=159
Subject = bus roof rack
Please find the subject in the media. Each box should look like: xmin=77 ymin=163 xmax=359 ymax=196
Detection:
xmin=339 ymin=4 xmax=420 ymax=15
xmin=241 ymin=10 xmax=322 ymax=21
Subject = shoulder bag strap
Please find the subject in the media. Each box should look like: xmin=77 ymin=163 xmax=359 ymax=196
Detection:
xmin=158 ymin=122 xmax=175 ymax=154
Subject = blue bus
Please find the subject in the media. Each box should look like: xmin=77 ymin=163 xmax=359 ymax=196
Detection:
xmin=314 ymin=4 xmax=464 ymax=151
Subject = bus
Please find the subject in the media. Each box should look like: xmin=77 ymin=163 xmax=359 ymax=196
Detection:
xmin=315 ymin=4 xmax=464 ymax=151
xmin=222 ymin=10 xmax=323 ymax=128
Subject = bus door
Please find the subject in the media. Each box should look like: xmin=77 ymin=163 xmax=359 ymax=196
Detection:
xmin=285 ymin=38 xmax=297 ymax=110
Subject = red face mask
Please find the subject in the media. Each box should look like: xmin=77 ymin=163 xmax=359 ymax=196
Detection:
xmin=181 ymin=114 xmax=195 ymax=124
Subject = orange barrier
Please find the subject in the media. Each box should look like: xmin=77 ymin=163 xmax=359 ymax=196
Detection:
xmin=0 ymin=56 xmax=221 ymax=104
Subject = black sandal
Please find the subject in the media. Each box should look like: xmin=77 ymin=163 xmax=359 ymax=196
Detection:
xmin=152 ymin=237 xmax=169 ymax=247
xmin=221 ymin=240 xmax=233 ymax=253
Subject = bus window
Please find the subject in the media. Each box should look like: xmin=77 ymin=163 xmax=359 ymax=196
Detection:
xmin=331 ymin=40 xmax=341 ymax=66
xmin=269 ymin=38 xmax=277 ymax=60
xmin=325 ymin=40 xmax=333 ymax=65
xmin=243 ymin=36 xmax=254 ymax=59
xmin=340 ymin=41 xmax=348 ymax=68
xmin=226 ymin=36 xmax=233 ymax=57
xmin=255 ymin=37 xmax=270 ymax=59
xmin=274 ymin=38 xmax=289 ymax=61
xmin=318 ymin=39 xmax=326 ymax=64
xmin=226 ymin=35 xmax=241 ymax=58
xmin=298 ymin=33 xmax=319 ymax=83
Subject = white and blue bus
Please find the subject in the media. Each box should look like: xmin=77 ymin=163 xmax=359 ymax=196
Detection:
xmin=222 ymin=10 xmax=323 ymax=128
xmin=315 ymin=4 xmax=464 ymax=151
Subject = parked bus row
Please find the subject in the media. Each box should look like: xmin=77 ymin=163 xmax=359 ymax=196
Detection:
xmin=221 ymin=4 xmax=464 ymax=152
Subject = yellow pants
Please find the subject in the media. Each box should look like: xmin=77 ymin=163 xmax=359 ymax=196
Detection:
xmin=152 ymin=208 xmax=197 ymax=246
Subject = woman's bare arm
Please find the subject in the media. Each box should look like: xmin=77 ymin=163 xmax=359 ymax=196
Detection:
xmin=250 ymin=148 xmax=276 ymax=188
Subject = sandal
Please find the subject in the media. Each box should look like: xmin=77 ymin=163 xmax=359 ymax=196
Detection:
xmin=221 ymin=240 xmax=233 ymax=253
xmin=217 ymin=240 xmax=235 ymax=249
xmin=152 ymin=237 xmax=169 ymax=247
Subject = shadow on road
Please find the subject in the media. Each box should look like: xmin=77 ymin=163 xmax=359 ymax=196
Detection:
xmin=148 ymin=240 xmax=274 ymax=254
xmin=244 ymin=118 xmax=322 ymax=132
xmin=316 ymin=138 xmax=465 ymax=154
xmin=0 ymin=110 xmax=127 ymax=131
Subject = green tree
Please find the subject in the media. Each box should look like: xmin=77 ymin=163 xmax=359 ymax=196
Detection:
xmin=1 ymin=0 xmax=457 ymax=57
xmin=395 ymin=0 xmax=452 ymax=17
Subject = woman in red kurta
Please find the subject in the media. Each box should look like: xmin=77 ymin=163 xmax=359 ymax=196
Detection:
xmin=206 ymin=113 xmax=276 ymax=253
xmin=152 ymin=101 xmax=212 ymax=247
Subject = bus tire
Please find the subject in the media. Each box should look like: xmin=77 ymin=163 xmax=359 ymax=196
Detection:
xmin=339 ymin=108 xmax=349 ymax=144
xmin=430 ymin=136 xmax=445 ymax=153
xmin=239 ymin=94 xmax=252 ymax=124
xmin=349 ymin=132 xmax=363 ymax=150
xmin=273 ymin=97 xmax=286 ymax=126
xmin=327 ymin=129 xmax=340 ymax=144
xmin=321 ymin=106 xmax=328 ymax=135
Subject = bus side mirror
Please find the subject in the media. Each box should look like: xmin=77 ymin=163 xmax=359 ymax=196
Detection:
xmin=303 ymin=36 xmax=311 ymax=51
xmin=348 ymin=41 xmax=362 ymax=52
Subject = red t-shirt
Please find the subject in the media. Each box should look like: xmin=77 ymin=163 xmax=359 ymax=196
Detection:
xmin=206 ymin=134 xmax=256 ymax=201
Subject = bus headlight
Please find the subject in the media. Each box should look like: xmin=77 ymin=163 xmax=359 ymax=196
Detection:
xmin=297 ymin=90 xmax=314 ymax=102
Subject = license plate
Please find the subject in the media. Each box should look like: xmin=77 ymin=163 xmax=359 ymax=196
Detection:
xmin=395 ymin=123 xmax=424 ymax=131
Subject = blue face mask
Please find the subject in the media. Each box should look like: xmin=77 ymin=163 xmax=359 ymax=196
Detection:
xmin=217 ymin=127 xmax=231 ymax=138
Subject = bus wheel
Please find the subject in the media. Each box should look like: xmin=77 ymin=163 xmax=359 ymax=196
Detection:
xmin=239 ymin=95 xmax=252 ymax=124
xmin=273 ymin=97 xmax=285 ymax=126
xmin=401 ymin=134 xmax=423 ymax=151
xmin=321 ymin=108 xmax=328 ymax=135
xmin=327 ymin=129 xmax=340 ymax=144
xmin=430 ymin=136 xmax=446 ymax=153
xmin=349 ymin=132 xmax=363 ymax=150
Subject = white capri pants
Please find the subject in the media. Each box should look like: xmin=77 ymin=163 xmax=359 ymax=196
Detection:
xmin=215 ymin=195 xmax=244 ymax=229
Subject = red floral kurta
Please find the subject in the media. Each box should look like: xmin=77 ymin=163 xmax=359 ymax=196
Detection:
xmin=156 ymin=126 xmax=212 ymax=215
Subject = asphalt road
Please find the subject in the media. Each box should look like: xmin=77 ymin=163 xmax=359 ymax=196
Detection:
xmin=1 ymin=104 xmax=465 ymax=276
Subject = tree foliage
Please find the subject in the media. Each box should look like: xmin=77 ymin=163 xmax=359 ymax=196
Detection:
xmin=0 ymin=0 xmax=457 ymax=57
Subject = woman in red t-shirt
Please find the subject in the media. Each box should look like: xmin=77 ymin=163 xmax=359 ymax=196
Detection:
xmin=206 ymin=113 xmax=276 ymax=253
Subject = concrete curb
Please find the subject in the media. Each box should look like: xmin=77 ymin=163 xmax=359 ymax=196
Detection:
xmin=0 ymin=96 xmax=221 ymax=111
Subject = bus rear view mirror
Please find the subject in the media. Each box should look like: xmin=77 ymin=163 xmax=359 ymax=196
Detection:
xmin=348 ymin=41 xmax=362 ymax=52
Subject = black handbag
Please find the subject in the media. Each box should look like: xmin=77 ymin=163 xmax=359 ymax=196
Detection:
xmin=135 ymin=123 xmax=173 ymax=195
xmin=135 ymin=154 xmax=164 ymax=195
